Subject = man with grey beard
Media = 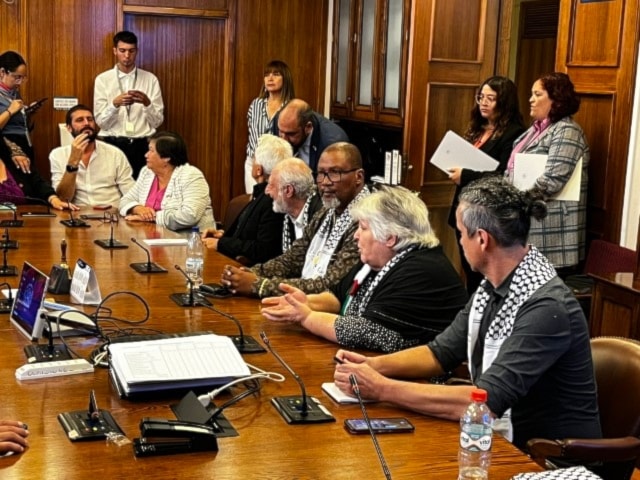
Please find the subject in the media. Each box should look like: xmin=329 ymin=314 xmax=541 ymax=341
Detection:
xmin=266 ymin=157 xmax=322 ymax=253
xmin=220 ymin=142 xmax=369 ymax=298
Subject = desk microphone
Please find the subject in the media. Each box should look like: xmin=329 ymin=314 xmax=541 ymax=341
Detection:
xmin=170 ymin=264 xmax=209 ymax=306
xmin=0 ymin=247 xmax=17 ymax=276
xmin=23 ymin=315 xmax=72 ymax=363
xmin=0 ymin=281 xmax=14 ymax=313
xmin=197 ymin=303 xmax=264 ymax=353
xmin=350 ymin=374 xmax=392 ymax=480
xmin=259 ymin=331 xmax=334 ymax=424
xmin=94 ymin=218 xmax=128 ymax=250
xmin=0 ymin=228 xmax=18 ymax=249
xmin=0 ymin=202 xmax=23 ymax=227
xmin=60 ymin=206 xmax=89 ymax=228
xmin=129 ymin=237 xmax=167 ymax=273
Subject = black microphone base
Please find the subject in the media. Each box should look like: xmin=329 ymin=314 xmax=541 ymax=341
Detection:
xmin=60 ymin=219 xmax=90 ymax=228
xmin=94 ymin=238 xmax=129 ymax=249
xmin=170 ymin=292 xmax=211 ymax=307
xmin=130 ymin=262 xmax=167 ymax=273
xmin=21 ymin=212 xmax=56 ymax=217
xmin=0 ymin=299 xmax=12 ymax=314
xmin=0 ymin=240 xmax=17 ymax=249
xmin=270 ymin=396 xmax=335 ymax=424
xmin=0 ymin=219 xmax=23 ymax=228
xmin=229 ymin=335 xmax=265 ymax=353
xmin=0 ymin=265 xmax=17 ymax=276
xmin=24 ymin=344 xmax=72 ymax=363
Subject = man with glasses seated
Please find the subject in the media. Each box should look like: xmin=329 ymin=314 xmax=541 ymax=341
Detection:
xmin=272 ymin=99 xmax=348 ymax=173
xmin=221 ymin=142 xmax=369 ymax=298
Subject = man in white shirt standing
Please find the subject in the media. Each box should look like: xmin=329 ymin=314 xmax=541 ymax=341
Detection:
xmin=93 ymin=30 xmax=164 ymax=178
xmin=50 ymin=104 xmax=135 ymax=207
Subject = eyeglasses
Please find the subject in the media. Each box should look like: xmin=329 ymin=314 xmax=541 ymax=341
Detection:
xmin=475 ymin=94 xmax=496 ymax=105
xmin=316 ymin=168 xmax=359 ymax=183
xmin=103 ymin=212 xmax=119 ymax=223
xmin=8 ymin=73 xmax=27 ymax=83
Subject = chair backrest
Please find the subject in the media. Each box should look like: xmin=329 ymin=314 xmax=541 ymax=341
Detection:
xmin=592 ymin=337 xmax=640 ymax=438
xmin=223 ymin=194 xmax=251 ymax=231
xmin=584 ymin=239 xmax=636 ymax=275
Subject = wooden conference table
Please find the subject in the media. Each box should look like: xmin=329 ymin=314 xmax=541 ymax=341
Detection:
xmin=0 ymin=207 xmax=542 ymax=479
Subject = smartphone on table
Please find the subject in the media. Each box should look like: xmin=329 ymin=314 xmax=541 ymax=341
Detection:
xmin=344 ymin=417 xmax=414 ymax=434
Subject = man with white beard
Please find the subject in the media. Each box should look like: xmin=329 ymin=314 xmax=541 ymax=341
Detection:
xmin=221 ymin=142 xmax=369 ymax=298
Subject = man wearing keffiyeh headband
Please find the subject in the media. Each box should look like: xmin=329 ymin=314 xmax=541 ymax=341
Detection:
xmin=333 ymin=176 xmax=601 ymax=453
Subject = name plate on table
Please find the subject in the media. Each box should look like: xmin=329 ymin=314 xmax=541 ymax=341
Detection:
xmin=70 ymin=259 xmax=101 ymax=305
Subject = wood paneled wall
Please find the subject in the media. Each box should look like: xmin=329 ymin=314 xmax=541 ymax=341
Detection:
xmin=557 ymin=0 xmax=639 ymax=243
xmin=0 ymin=0 xmax=329 ymax=219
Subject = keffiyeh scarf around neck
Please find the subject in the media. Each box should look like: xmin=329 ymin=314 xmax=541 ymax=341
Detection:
xmin=467 ymin=246 xmax=556 ymax=441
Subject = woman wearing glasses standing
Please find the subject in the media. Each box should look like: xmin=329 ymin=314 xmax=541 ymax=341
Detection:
xmin=244 ymin=60 xmax=295 ymax=193
xmin=0 ymin=51 xmax=34 ymax=174
xmin=446 ymin=76 xmax=525 ymax=294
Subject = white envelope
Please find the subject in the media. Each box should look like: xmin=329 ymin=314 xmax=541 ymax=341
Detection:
xmin=429 ymin=130 xmax=499 ymax=174
xmin=513 ymin=154 xmax=582 ymax=202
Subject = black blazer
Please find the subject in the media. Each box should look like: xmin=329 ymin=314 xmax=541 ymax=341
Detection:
xmin=0 ymin=144 xmax=56 ymax=204
xmin=217 ymin=182 xmax=284 ymax=265
xmin=447 ymin=122 xmax=525 ymax=228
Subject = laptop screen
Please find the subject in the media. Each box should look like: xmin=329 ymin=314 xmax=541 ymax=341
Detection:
xmin=10 ymin=262 xmax=49 ymax=341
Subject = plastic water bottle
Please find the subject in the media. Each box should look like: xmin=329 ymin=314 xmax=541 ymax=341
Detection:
xmin=185 ymin=226 xmax=204 ymax=290
xmin=458 ymin=388 xmax=492 ymax=480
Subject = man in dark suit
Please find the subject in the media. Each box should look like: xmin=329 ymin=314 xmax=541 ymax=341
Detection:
xmin=202 ymin=134 xmax=290 ymax=265
xmin=272 ymin=99 xmax=348 ymax=173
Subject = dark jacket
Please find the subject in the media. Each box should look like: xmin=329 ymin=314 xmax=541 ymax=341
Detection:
xmin=217 ymin=182 xmax=284 ymax=265
xmin=272 ymin=111 xmax=349 ymax=172
xmin=447 ymin=123 xmax=525 ymax=229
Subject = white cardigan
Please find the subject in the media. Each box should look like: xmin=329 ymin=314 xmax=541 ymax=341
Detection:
xmin=119 ymin=164 xmax=215 ymax=231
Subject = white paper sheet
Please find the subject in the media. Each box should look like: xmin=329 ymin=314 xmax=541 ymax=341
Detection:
xmin=429 ymin=130 xmax=499 ymax=173
xmin=513 ymin=154 xmax=582 ymax=202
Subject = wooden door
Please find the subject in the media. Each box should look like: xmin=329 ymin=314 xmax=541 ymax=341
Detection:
xmin=556 ymin=0 xmax=639 ymax=243
xmin=403 ymin=0 xmax=501 ymax=262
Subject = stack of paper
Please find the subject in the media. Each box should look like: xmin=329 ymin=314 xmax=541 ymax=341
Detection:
xmin=109 ymin=334 xmax=250 ymax=397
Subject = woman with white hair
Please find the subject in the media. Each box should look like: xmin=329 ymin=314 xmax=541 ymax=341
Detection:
xmin=261 ymin=185 xmax=468 ymax=352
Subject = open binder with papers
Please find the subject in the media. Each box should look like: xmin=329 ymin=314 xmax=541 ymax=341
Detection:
xmin=108 ymin=334 xmax=250 ymax=398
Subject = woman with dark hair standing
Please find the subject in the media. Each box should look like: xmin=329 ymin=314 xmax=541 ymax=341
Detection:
xmin=0 ymin=51 xmax=35 ymax=174
xmin=119 ymin=131 xmax=215 ymax=231
xmin=244 ymin=60 xmax=295 ymax=193
xmin=505 ymin=72 xmax=589 ymax=272
xmin=447 ymin=76 xmax=525 ymax=294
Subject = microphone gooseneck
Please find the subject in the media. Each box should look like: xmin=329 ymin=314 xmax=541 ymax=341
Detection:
xmin=260 ymin=331 xmax=308 ymax=416
xmin=174 ymin=265 xmax=194 ymax=306
xmin=349 ymin=374 xmax=392 ymax=480
xmin=198 ymin=303 xmax=245 ymax=346
xmin=131 ymin=237 xmax=152 ymax=271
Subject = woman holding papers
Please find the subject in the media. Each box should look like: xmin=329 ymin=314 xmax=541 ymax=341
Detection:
xmin=261 ymin=186 xmax=468 ymax=353
xmin=505 ymin=72 xmax=589 ymax=271
xmin=119 ymin=131 xmax=215 ymax=231
xmin=447 ymin=76 xmax=525 ymax=294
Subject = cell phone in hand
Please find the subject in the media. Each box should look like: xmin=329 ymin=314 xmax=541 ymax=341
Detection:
xmin=344 ymin=417 xmax=415 ymax=434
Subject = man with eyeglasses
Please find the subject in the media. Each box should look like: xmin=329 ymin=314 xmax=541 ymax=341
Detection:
xmin=272 ymin=99 xmax=348 ymax=173
xmin=93 ymin=31 xmax=164 ymax=179
xmin=221 ymin=142 xmax=369 ymax=298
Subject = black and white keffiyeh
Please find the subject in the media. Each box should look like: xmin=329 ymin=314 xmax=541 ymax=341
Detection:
xmin=511 ymin=466 xmax=602 ymax=480
xmin=467 ymin=245 xmax=557 ymax=440
xmin=282 ymin=194 xmax=313 ymax=253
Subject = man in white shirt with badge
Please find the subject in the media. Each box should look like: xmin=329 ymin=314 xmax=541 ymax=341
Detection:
xmin=93 ymin=30 xmax=164 ymax=178
xmin=221 ymin=142 xmax=369 ymax=298
xmin=50 ymin=104 xmax=135 ymax=207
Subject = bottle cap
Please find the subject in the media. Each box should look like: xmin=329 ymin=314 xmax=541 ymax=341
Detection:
xmin=191 ymin=226 xmax=199 ymax=233
xmin=471 ymin=388 xmax=487 ymax=402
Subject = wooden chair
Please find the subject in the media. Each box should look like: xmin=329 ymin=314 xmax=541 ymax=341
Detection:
xmin=222 ymin=193 xmax=251 ymax=231
xmin=527 ymin=337 xmax=640 ymax=480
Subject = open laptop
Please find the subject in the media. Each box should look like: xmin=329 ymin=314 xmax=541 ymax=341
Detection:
xmin=10 ymin=262 xmax=49 ymax=341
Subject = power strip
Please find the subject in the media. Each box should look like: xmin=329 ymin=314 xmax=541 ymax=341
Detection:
xmin=15 ymin=359 xmax=94 ymax=380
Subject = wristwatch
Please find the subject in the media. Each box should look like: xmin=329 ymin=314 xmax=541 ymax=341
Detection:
xmin=66 ymin=164 xmax=79 ymax=173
